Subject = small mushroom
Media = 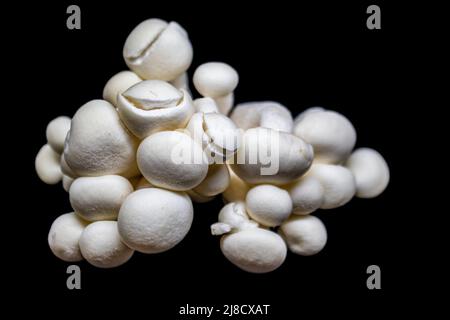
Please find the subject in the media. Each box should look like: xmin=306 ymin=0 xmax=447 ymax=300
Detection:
xmin=220 ymin=228 xmax=287 ymax=273
xmin=306 ymin=164 xmax=356 ymax=209
xmin=278 ymin=215 xmax=327 ymax=256
xmin=118 ymin=188 xmax=193 ymax=254
xmin=245 ymin=185 xmax=293 ymax=227
xmin=117 ymin=80 xmax=195 ymax=139
xmin=46 ymin=116 xmax=71 ymax=154
xmin=79 ymin=221 xmax=134 ymax=268
xmin=123 ymin=19 xmax=193 ymax=81
xmin=69 ymin=175 xmax=134 ymax=221
xmin=137 ymin=131 xmax=209 ymax=191
xmin=229 ymin=127 xmax=314 ymax=185
xmin=286 ymin=175 xmax=324 ymax=215
xmin=192 ymin=164 xmax=230 ymax=197
xmin=345 ymin=148 xmax=389 ymax=198
xmin=64 ymin=99 xmax=139 ymax=177
xmin=293 ymin=109 xmax=356 ymax=164
xmin=193 ymin=62 xmax=239 ymax=98
xmin=35 ymin=144 xmax=62 ymax=184
xmin=48 ymin=212 xmax=89 ymax=262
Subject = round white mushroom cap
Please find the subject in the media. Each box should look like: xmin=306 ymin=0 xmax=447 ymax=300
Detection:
xmin=117 ymin=80 xmax=195 ymax=139
xmin=279 ymin=215 xmax=327 ymax=256
xmin=64 ymin=99 xmax=139 ymax=177
xmin=123 ymin=19 xmax=193 ymax=81
xmin=220 ymin=228 xmax=287 ymax=273
xmin=48 ymin=212 xmax=89 ymax=262
xmin=294 ymin=109 xmax=356 ymax=164
xmin=246 ymin=185 xmax=293 ymax=227
xmin=216 ymin=201 xmax=258 ymax=233
xmin=230 ymin=127 xmax=314 ymax=185
xmin=287 ymin=175 xmax=325 ymax=215
xmin=46 ymin=116 xmax=71 ymax=154
xmin=345 ymin=148 xmax=389 ymax=198
xmin=193 ymin=62 xmax=239 ymax=98
xmin=79 ymin=221 xmax=134 ymax=268
xmin=35 ymin=144 xmax=62 ymax=184
xmin=193 ymin=164 xmax=230 ymax=197
xmin=306 ymin=164 xmax=356 ymax=209
xmin=137 ymin=130 xmax=209 ymax=191
xmin=70 ymin=175 xmax=134 ymax=221
xmin=118 ymin=188 xmax=194 ymax=253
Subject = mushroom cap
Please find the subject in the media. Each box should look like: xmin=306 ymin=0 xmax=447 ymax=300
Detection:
xmin=64 ymin=99 xmax=139 ymax=177
xmin=306 ymin=164 xmax=356 ymax=209
xmin=102 ymin=70 xmax=141 ymax=107
xmin=48 ymin=212 xmax=89 ymax=262
xmin=230 ymin=101 xmax=293 ymax=133
xmin=220 ymin=228 xmax=287 ymax=273
xmin=79 ymin=221 xmax=134 ymax=268
xmin=123 ymin=19 xmax=193 ymax=81
xmin=230 ymin=127 xmax=314 ymax=185
xmin=279 ymin=215 xmax=327 ymax=256
xmin=287 ymin=175 xmax=325 ymax=215
xmin=246 ymin=185 xmax=293 ymax=227
xmin=345 ymin=148 xmax=389 ymax=198
xmin=293 ymin=109 xmax=356 ymax=164
xmin=117 ymin=80 xmax=195 ymax=139
xmin=46 ymin=116 xmax=71 ymax=154
xmin=137 ymin=130 xmax=209 ymax=191
xmin=193 ymin=62 xmax=239 ymax=98
xmin=193 ymin=97 xmax=219 ymax=114
xmin=35 ymin=144 xmax=62 ymax=184
xmin=70 ymin=175 xmax=133 ymax=221
xmin=118 ymin=188 xmax=193 ymax=254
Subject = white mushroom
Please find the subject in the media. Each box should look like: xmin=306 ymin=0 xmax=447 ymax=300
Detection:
xmin=79 ymin=221 xmax=134 ymax=268
xmin=230 ymin=101 xmax=294 ymax=133
xmin=293 ymin=106 xmax=325 ymax=126
xmin=214 ymin=92 xmax=234 ymax=115
xmin=293 ymin=109 xmax=356 ymax=164
xmin=345 ymin=148 xmax=389 ymax=198
xmin=102 ymin=70 xmax=141 ymax=107
xmin=117 ymin=80 xmax=195 ymax=139
xmin=35 ymin=144 xmax=62 ymax=184
xmin=278 ymin=215 xmax=327 ymax=256
xmin=64 ymin=99 xmax=139 ymax=177
xmin=186 ymin=112 xmax=241 ymax=163
xmin=137 ymin=131 xmax=208 ymax=191
xmin=48 ymin=212 xmax=89 ymax=262
xmin=245 ymin=185 xmax=293 ymax=227
xmin=123 ymin=18 xmax=193 ymax=81
xmin=192 ymin=164 xmax=230 ymax=197
xmin=193 ymin=97 xmax=219 ymax=114
xmin=306 ymin=164 xmax=356 ymax=209
xmin=118 ymin=188 xmax=193 ymax=253
xmin=222 ymin=166 xmax=251 ymax=203
xmin=220 ymin=228 xmax=287 ymax=273
xmin=287 ymin=175 xmax=324 ymax=215
xmin=69 ymin=175 xmax=134 ymax=221
xmin=193 ymin=62 xmax=239 ymax=98
xmin=46 ymin=116 xmax=71 ymax=154
xmin=229 ymin=127 xmax=314 ymax=185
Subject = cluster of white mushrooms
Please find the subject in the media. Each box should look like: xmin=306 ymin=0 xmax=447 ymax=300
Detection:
xmin=36 ymin=18 xmax=389 ymax=273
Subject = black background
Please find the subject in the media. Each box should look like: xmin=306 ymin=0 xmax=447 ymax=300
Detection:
xmin=10 ymin=0 xmax=421 ymax=316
